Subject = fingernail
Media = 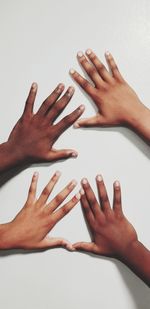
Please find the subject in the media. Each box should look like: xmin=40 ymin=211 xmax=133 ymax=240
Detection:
xmin=69 ymin=68 xmax=75 ymax=75
xmin=115 ymin=181 xmax=120 ymax=187
xmin=69 ymin=179 xmax=77 ymax=188
xmin=96 ymin=174 xmax=103 ymax=182
xmin=31 ymin=82 xmax=37 ymax=91
xmin=86 ymin=49 xmax=92 ymax=55
xmin=67 ymin=86 xmax=75 ymax=97
xmin=82 ymin=178 xmax=88 ymax=185
xmin=75 ymin=193 xmax=81 ymax=200
xmin=71 ymin=151 xmax=78 ymax=158
xmin=73 ymin=122 xmax=80 ymax=128
xmin=66 ymin=244 xmax=75 ymax=251
xmin=105 ymin=50 xmax=110 ymax=57
xmin=56 ymin=83 xmax=64 ymax=93
xmin=77 ymin=51 xmax=83 ymax=58
xmin=80 ymin=188 xmax=85 ymax=195
xmin=55 ymin=171 xmax=61 ymax=177
xmin=33 ymin=171 xmax=39 ymax=177
xmin=79 ymin=104 xmax=85 ymax=111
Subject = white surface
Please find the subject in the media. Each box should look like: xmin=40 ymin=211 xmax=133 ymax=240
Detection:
xmin=0 ymin=0 xmax=150 ymax=308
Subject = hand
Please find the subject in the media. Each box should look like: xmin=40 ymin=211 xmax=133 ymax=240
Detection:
xmin=70 ymin=49 xmax=146 ymax=128
xmin=73 ymin=176 xmax=138 ymax=259
xmin=1 ymin=171 xmax=80 ymax=250
xmin=7 ymin=83 xmax=85 ymax=164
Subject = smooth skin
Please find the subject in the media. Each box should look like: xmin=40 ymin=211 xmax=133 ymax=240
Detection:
xmin=70 ymin=49 xmax=150 ymax=144
xmin=0 ymin=171 xmax=80 ymax=250
xmin=0 ymin=83 xmax=85 ymax=173
xmin=73 ymin=176 xmax=150 ymax=287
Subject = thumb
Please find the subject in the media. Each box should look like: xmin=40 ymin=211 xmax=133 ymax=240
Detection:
xmin=39 ymin=237 xmax=75 ymax=251
xmin=48 ymin=149 xmax=78 ymax=161
xmin=73 ymin=241 xmax=94 ymax=252
xmin=74 ymin=114 xmax=103 ymax=128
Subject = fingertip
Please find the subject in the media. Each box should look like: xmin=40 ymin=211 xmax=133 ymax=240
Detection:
xmin=86 ymin=48 xmax=92 ymax=56
xmin=79 ymin=188 xmax=85 ymax=195
xmin=114 ymin=180 xmax=120 ymax=188
xmin=55 ymin=170 xmax=61 ymax=177
xmin=69 ymin=68 xmax=76 ymax=75
xmin=78 ymin=104 xmax=85 ymax=112
xmin=33 ymin=171 xmax=39 ymax=179
xmin=31 ymin=82 xmax=38 ymax=92
xmin=73 ymin=122 xmax=80 ymax=128
xmin=105 ymin=50 xmax=110 ymax=56
xmin=70 ymin=151 xmax=78 ymax=158
xmin=96 ymin=174 xmax=103 ymax=182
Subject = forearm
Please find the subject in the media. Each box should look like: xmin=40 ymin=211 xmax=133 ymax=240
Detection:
xmin=119 ymin=240 xmax=150 ymax=287
xmin=127 ymin=103 xmax=150 ymax=145
xmin=0 ymin=142 xmax=26 ymax=174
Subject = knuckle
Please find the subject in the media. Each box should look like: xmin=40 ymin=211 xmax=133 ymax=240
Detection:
xmin=101 ymin=194 xmax=108 ymax=204
xmin=97 ymin=63 xmax=105 ymax=72
xmin=88 ymin=66 xmax=97 ymax=76
xmin=60 ymin=206 xmax=68 ymax=215
xmin=81 ymin=79 xmax=90 ymax=89
xmin=55 ymin=194 xmax=63 ymax=204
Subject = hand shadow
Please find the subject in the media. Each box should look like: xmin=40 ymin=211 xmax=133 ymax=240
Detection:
xmin=0 ymin=156 xmax=73 ymax=188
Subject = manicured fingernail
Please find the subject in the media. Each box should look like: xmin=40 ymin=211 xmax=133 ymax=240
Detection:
xmin=55 ymin=171 xmax=61 ymax=177
xmin=115 ymin=181 xmax=120 ymax=187
xmin=69 ymin=68 xmax=75 ymax=75
xmin=74 ymin=122 xmax=80 ymax=128
xmin=67 ymin=86 xmax=75 ymax=97
xmin=77 ymin=51 xmax=83 ymax=58
xmin=86 ymin=49 xmax=92 ymax=55
xmin=105 ymin=50 xmax=110 ymax=57
xmin=56 ymin=83 xmax=64 ymax=93
xmin=80 ymin=188 xmax=85 ymax=195
xmin=79 ymin=104 xmax=85 ymax=111
xmin=33 ymin=171 xmax=39 ymax=177
xmin=71 ymin=151 xmax=78 ymax=158
xmin=69 ymin=180 xmax=77 ymax=188
xmin=31 ymin=82 xmax=37 ymax=91
xmin=82 ymin=178 xmax=88 ymax=185
xmin=96 ymin=174 xmax=103 ymax=182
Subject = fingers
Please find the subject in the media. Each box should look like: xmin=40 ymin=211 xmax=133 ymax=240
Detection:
xmin=96 ymin=175 xmax=111 ymax=212
xmin=113 ymin=181 xmax=123 ymax=215
xmin=46 ymin=179 xmax=77 ymax=213
xmin=52 ymin=192 xmax=80 ymax=223
xmin=23 ymin=82 xmax=38 ymax=115
xmin=38 ymin=237 xmax=75 ymax=251
xmin=46 ymin=86 xmax=75 ymax=123
xmin=74 ymin=114 xmax=103 ymax=128
xmin=36 ymin=83 xmax=65 ymax=116
xmin=85 ymin=49 xmax=113 ymax=84
xmin=37 ymin=171 xmax=61 ymax=207
xmin=69 ymin=69 xmax=95 ymax=97
xmin=48 ymin=148 xmax=78 ymax=161
xmin=73 ymin=241 xmax=94 ymax=252
xmin=79 ymin=188 xmax=95 ymax=227
xmin=77 ymin=51 xmax=104 ymax=87
xmin=105 ymin=51 xmax=124 ymax=82
xmin=81 ymin=178 xmax=100 ymax=216
xmin=53 ymin=104 xmax=85 ymax=139
xmin=26 ymin=172 xmax=39 ymax=204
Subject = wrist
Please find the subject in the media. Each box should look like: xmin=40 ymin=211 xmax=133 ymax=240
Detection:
xmin=0 ymin=141 xmax=28 ymax=172
xmin=0 ymin=223 xmax=13 ymax=249
xmin=125 ymin=101 xmax=150 ymax=142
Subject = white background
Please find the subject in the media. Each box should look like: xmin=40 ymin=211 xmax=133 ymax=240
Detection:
xmin=0 ymin=0 xmax=150 ymax=308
